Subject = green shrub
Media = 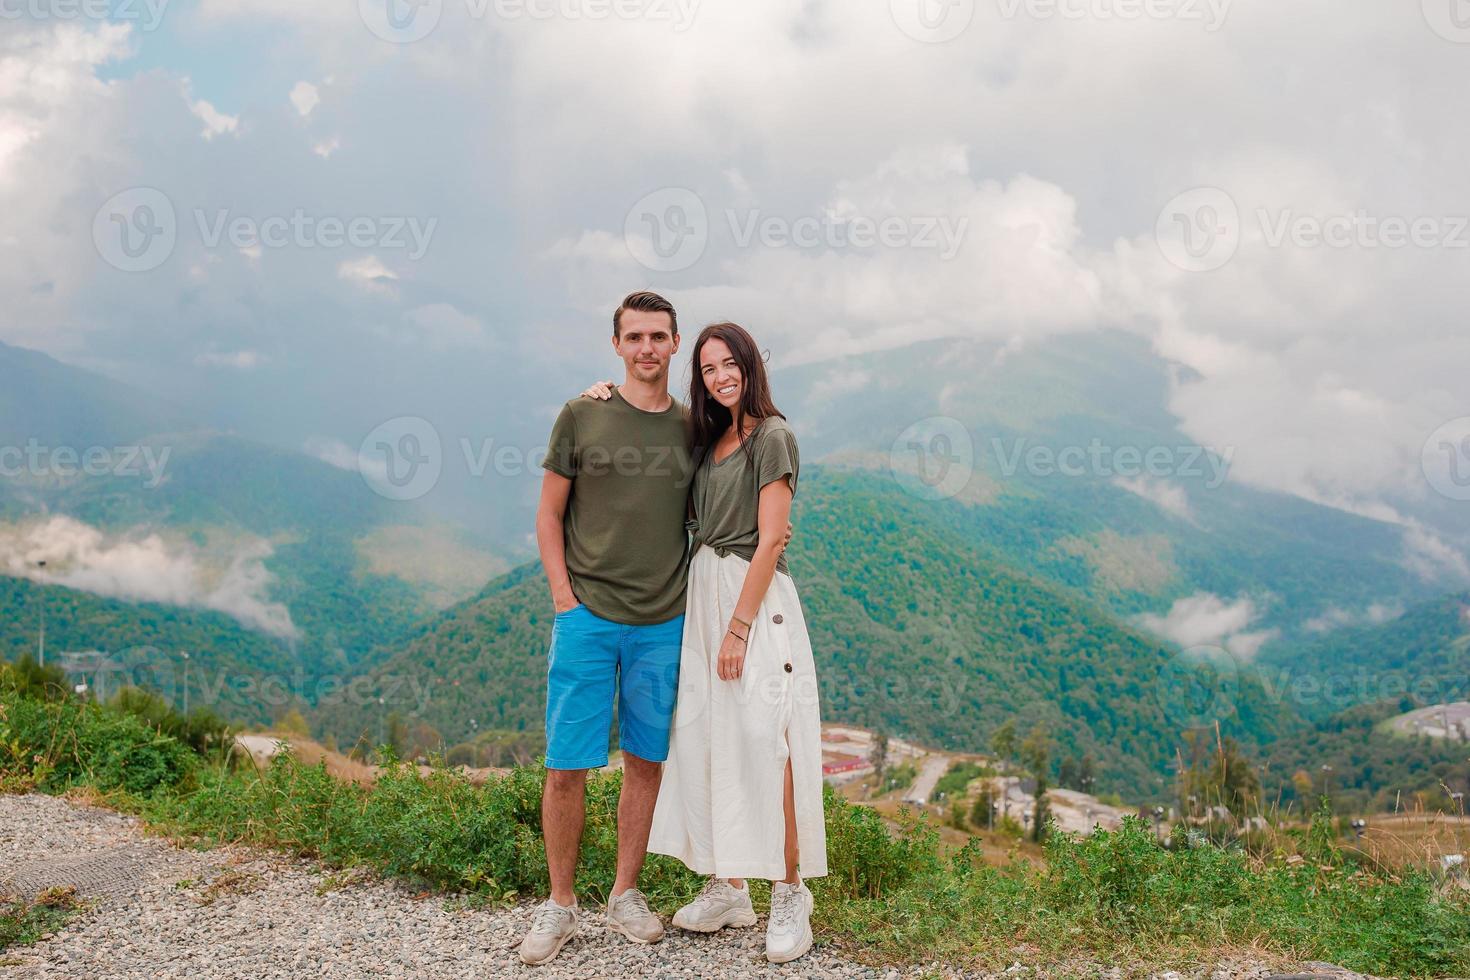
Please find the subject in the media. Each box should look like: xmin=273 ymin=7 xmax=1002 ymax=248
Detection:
xmin=3 ymin=686 xmax=1468 ymax=977
xmin=110 ymin=686 xmax=230 ymax=756
xmin=0 ymin=690 xmax=195 ymax=795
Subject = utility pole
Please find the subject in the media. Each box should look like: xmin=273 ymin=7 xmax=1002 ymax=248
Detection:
xmin=181 ymin=651 xmax=190 ymax=716
xmin=36 ymin=560 xmax=46 ymax=667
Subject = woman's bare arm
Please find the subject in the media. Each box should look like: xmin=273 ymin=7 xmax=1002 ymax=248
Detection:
xmin=717 ymin=476 xmax=793 ymax=680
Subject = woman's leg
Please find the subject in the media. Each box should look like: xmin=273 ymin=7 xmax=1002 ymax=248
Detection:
xmin=781 ymin=754 xmax=799 ymax=883
xmin=730 ymin=757 xmax=798 ymax=889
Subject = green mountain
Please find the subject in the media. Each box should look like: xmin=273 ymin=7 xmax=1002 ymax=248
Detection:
xmin=778 ymin=331 xmax=1450 ymax=642
xmin=314 ymin=467 xmax=1299 ymax=795
xmin=1255 ymin=591 xmax=1470 ymax=722
xmin=0 ymin=339 xmax=190 ymax=450
xmin=1258 ymin=697 xmax=1470 ymax=813
xmin=0 ymin=342 xmax=503 ymax=721
xmin=0 ymin=576 xmax=300 ymax=725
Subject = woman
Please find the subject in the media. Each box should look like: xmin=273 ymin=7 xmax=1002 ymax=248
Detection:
xmin=584 ymin=321 xmax=826 ymax=964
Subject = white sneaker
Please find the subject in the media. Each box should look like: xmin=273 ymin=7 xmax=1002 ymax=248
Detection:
xmin=518 ymin=898 xmax=578 ymax=965
xmin=671 ymin=877 xmax=758 ymax=932
xmin=765 ymin=879 xmax=813 ymax=964
xmin=605 ymin=887 xmax=664 ymax=944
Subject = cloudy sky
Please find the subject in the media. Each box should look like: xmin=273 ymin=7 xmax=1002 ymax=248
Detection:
xmin=3 ymin=0 xmax=1468 ymax=559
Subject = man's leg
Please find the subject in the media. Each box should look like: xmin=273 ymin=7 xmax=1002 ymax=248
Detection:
xmin=545 ymin=767 xmax=589 ymax=906
xmin=541 ymin=606 xmax=619 ymax=902
xmin=613 ymin=613 xmax=684 ymax=894
xmin=612 ymin=752 xmax=661 ymax=894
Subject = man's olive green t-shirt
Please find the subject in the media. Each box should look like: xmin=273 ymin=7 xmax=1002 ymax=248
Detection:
xmin=541 ymin=390 xmax=695 ymax=625
xmin=691 ymin=416 xmax=799 ymax=576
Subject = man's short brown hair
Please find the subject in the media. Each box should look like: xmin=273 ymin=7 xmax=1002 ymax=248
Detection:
xmin=613 ymin=290 xmax=677 ymax=339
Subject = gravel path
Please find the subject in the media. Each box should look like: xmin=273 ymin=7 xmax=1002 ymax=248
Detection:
xmin=0 ymin=793 xmax=1393 ymax=980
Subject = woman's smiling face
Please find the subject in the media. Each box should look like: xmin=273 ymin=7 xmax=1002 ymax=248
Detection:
xmin=699 ymin=337 xmax=742 ymax=410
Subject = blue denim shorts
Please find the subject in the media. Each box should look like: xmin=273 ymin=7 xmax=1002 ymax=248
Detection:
xmin=544 ymin=604 xmax=684 ymax=770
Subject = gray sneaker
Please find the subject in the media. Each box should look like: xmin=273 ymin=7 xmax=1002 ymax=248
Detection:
xmin=672 ymin=877 xmax=758 ymax=932
xmin=518 ymin=898 xmax=578 ymax=965
xmin=765 ymin=879 xmax=813 ymax=963
xmin=605 ymin=887 xmax=664 ymax=944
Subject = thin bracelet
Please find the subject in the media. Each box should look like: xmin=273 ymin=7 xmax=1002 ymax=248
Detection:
xmin=727 ymin=628 xmax=748 ymax=644
xmin=731 ymin=614 xmax=753 ymax=629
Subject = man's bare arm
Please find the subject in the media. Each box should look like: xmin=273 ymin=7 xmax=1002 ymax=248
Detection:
xmin=536 ymin=470 xmax=580 ymax=613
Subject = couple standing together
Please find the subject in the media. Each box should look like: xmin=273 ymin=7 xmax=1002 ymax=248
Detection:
xmin=519 ymin=291 xmax=828 ymax=966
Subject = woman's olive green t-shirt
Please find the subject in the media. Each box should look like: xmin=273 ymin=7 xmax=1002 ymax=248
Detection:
xmin=691 ymin=416 xmax=799 ymax=575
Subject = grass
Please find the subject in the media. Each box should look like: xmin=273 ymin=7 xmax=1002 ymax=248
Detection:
xmin=0 ymin=887 xmax=83 ymax=955
xmin=2 ymin=686 xmax=1469 ymax=977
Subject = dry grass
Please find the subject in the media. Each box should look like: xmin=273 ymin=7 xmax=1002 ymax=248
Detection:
xmin=235 ymin=732 xmax=507 ymax=788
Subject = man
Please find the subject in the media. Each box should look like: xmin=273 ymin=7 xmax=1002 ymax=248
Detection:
xmin=518 ymin=290 xmax=696 ymax=965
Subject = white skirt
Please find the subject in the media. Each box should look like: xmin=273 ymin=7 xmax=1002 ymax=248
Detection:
xmin=647 ymin=545 xmax=828 ymax=880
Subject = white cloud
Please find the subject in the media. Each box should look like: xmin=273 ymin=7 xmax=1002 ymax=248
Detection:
xmin=195 ymin=349 xmax=264 ymax=369
xmin=337 ymin=255 xmax=398 ymax=295
xmin=0 ymin=516 xmax=298 ymax=638
xmin=1134 ymin=591 xmax=1273 ymax=658
xmin=1304 ymin=601 xmax=1404 ymax=633
xmin=289 ymin=81 xmax=319 ymax=117
xmin=0 ymin=5 xmax=1466 ymax=569
xmin=189 ymin=97 xmax=238 ymax=140
xmin=1112 ymin=475 xmax=1193 ymax=522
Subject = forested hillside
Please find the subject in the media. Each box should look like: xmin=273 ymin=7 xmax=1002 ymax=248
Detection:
xmin=315 ymin=468 xmax=1299 ymax=793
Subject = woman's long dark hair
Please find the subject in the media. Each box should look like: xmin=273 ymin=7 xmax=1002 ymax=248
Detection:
xmin=687 ymin=322 xmax=784 ymax=463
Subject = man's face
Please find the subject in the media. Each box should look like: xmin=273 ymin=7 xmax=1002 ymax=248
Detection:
xmin=613 ymin=310 xmax=679 ymax=384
